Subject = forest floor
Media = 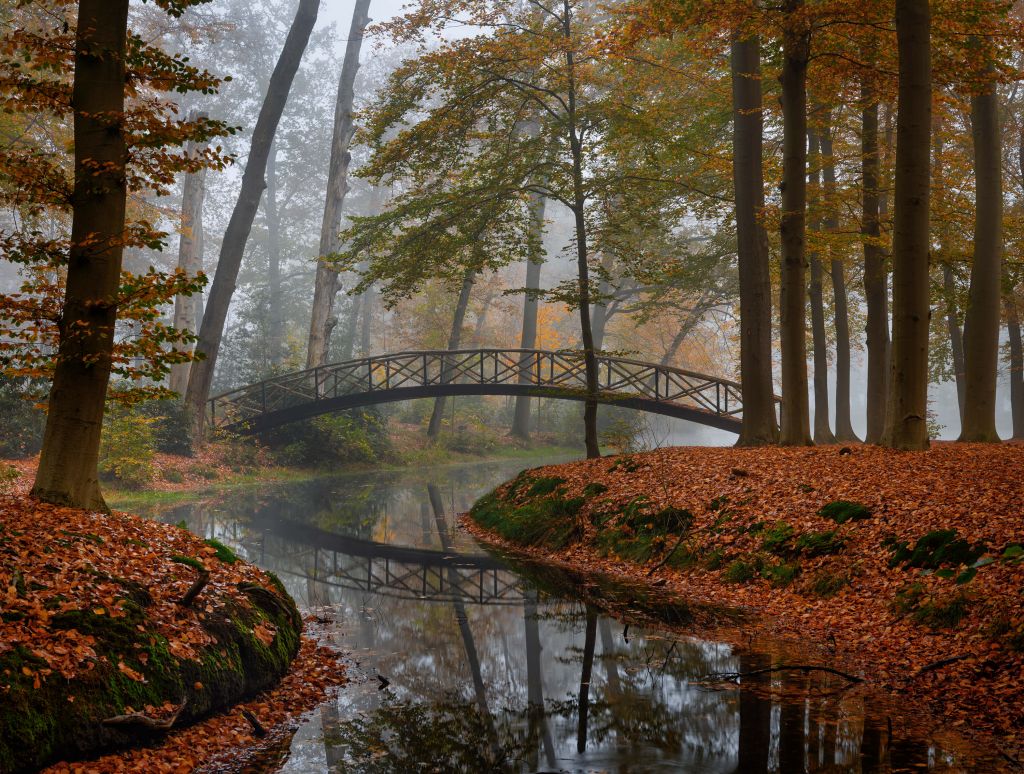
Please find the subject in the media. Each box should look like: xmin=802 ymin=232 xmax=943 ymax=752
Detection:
xmin=0 ymin=466 xmax=347 ymax=772
xmin=463 ymin=442 xmax=1024 ymax=767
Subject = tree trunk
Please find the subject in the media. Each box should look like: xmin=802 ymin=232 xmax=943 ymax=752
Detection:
xmin=339 ymin=293 xmax=361 ymax=361
xmin=511 ymin=193 xmax=545 ymax=440
xmin=942 ymin=260 xmax=966 ymax=421
xmin=576 ymin=609 xmax=597 ymax=754
xmin=427 ymin=270 xmax=475 ymax=439
xmin=1005 ymin=289 xmax=1024 ymax=439
xmin=31 ymin=0 xmax=131 ymax=510
xmin=359 ymin=283 xmax=374 ymax=355
xmin=735 ymin=653 xmax=771 ymax=773
xmin=808 ymin=129 xmax=836 ymax=444
xmin=731 ymin=35 xmax=779 ymax=447
xmin=778 ymin=2 xmax=812 ymax=446
xmin=819 ymin=121 xmax=858 ymax=441
xmin=265 ymin=140 xmax=285 ymax=369
xmin=562 ymin=0 xmax=600 ymax=459
xmin=169 ymin=110 xmax=208 ymax=395
xmin=861 ymin=85 xmax=889 ymax=444
xmin=959 ymin=61 xmax=1002 ymax=442
xmin=183 ymin=0 xmax=319 ymax=439
xmin=306 ymin=0 xmax=372 ymax=369
xmin=882 ymin=0 xmax=931 ymax=450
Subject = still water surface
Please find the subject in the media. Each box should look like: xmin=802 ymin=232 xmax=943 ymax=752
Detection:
xmin=142 ymin=458 xmax=975 ymax=773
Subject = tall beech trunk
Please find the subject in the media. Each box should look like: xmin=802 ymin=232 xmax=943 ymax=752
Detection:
xmin=882 ymin=0 xmax=931 ymax=450
xmin=427 ymin=270 xmax=475 ymax=439
xmin=359 ymin=284 xmax=374 ymax=355
xmin=808 ymin=130 xmax=835 ymax=444
xmin=1005 ymin=289 xmax=1024 ymax=439
xmin=511 ymin=192 xmax=545 ymax=440
xmin=184 ymin=0 xmax=319 ymax=438
xmin=861 ymin=86 xmax=889 ymax=443
xmin=576 ymin=609 xmax=598 ymax=754
xmin=306 ymin=0 xmax=372 ymax=369
xmin=265 ymin=141 xmax=285 ymax=369
xmin=562 ymin=0 xmax=600 ymax=459
xmin=169 ymin=110 xmax=208 ymax=395
xmin=32 ymin=0 xmax=130 ymax=510
xmin=819 ymin=122 xmax=858 ymax=441
xmin=731 ymin=35 xmax=779 ymax=446
xmin=778 ymin=2 xmax=812 ymax=446
xmin=942 ymin=260 xmax=966 ymax=420
xmin=960 ymin=62 xmax=1002 ymax=442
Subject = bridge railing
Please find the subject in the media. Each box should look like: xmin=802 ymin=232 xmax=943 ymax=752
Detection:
xmin=209 ymin=348 xmax=751 ymax=429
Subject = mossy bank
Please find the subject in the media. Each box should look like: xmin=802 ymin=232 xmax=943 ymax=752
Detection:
xmin=0 ymin=494 xmax=304 ymax=772
xmin=466 ymin=444 xmax=1024 ymax=761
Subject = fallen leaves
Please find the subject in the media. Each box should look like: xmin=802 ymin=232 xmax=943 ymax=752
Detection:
xmin=464 ymin=441 xmax=1024 ymax=762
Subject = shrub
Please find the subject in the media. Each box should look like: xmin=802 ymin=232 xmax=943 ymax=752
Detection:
xmin=136 ymin=399 xmax=194 ymax=456
xmin=265 ymin=410 xmax=392 ymax=468
xmin=99 ymin=408 xmax=156 ymax=489
xmin=0 ymin=375 xmax=46 ymax=459
xmin=885 ymin=529 xmax=988 ymax=571
xmin=818 ymin=500 xmax=872 ymax=524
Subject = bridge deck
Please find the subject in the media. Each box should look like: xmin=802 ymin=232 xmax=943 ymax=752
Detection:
xmin=210 ymin=348 xmax=774 ymax=434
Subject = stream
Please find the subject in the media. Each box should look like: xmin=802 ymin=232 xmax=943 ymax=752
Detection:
xmin=140 ymin=457 xmax=976 ymax=773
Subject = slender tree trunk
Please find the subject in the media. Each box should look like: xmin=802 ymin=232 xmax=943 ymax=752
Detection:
xmin=562 ymin=0 xmax=600 ymax=459
xmin=882 ymin=0 xmax=931 ymax=450
xmin=960 ymin=60 xmax=1002 ymax=442
xmin=779 ymin=2 xmax=812 ymax=446
xmin=861 ymin=85 xmax=890 ymax=444
xmin=735 ymin=653 xmax=771 ymax=773
xmin=511 ymin=192 xmax=545 ymax=440
xmin=265 ymin=140 xmax=285 ymax=369
xmin=427 ymin=270 xmax=475 ymax=439
xmin=1005 ymin=289 xmax=1024 ymax=439
xmin=32 ymin=0 xmax=130 ymax=510
xmin=359 ymin=283 xmax=374 ymax=355
xmin=306 ymin=0 xmax=372 ymax=369
xmin=808 ymin=129 xmax=836 ymax=444
xmin=731 ymin=35 xmax=779 ymax=446
xmin=942 ymin=260 xmax=966 ymax=420
xmin=819 ymin=121 xmax=858 ymax=441
xmin=524 ymin=589 xmax=555 ymax=769
xmin=339 ymin=293 xmax=361 ymax=361
xmin=170 ymin=110 xmax=208 ymax=395
xmin=184 ymin=0 xmax=319 ymax=439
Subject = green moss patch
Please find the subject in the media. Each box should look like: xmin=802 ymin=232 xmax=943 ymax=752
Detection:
xmin=818 ymin=500 xmax=871 ymax=524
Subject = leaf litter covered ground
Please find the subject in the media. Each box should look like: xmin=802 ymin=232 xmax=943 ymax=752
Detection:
xmin=464 ymin=442 xmax=1024 ymax=766
xmin=0 ymin=463 xmax=346 ymax=771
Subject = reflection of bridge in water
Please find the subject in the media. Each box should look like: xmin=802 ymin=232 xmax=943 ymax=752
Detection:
xmin=255 ymin=517 xmax=524 ymax=606
xmin=210 ymin=348 xmax=776 ymax=434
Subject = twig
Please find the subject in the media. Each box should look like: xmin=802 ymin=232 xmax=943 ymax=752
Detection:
xmin=171 ymin=556 xmax=209 ymax=607
xmin=103 ymin=700 xmax=186 ymax=731
xmin=703 ymin=664 xmax=863 ymax=684
xmin=241 ymin=709 xmax=267 ymax=738
xmin=914 ymin=654 xmax=969 ymax=677
xmin=647 ymin=531 xmax=687 ymax=576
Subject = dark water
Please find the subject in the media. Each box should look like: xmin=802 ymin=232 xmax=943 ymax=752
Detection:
xmin=142 ymin=458 xmax=978 ymax=773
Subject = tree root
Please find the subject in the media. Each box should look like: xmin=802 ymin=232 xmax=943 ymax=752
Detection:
xmin=103 ymin=700 xmax=186 ymax=731
xmin=913 ymin=654 xmax=969 ymax=677
xmin=171 ymin=556 xmax=209 ymax=607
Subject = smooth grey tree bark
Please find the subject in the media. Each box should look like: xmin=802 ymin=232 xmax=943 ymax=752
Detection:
xmin=730 ymin=34 xmax=779 ymax=446
xmin=883 ymin=0 xmax=932 ymax=450
xmin=807 ymin=129 xmax=836 ymax=444
xmin=960 ymin=58 xmax=1002 ymax=442
xmin=184 ymin=0 xmax=320 ymax=439
xmin=264 ymin=140 xmax=285 ymax=369
xmin=511 ymin=192 xmax=546 ymax=440
xmin=170 ymin=110 xmax=208 ymax=395
xmin=306 ymin=0 xmax=372 ymax=368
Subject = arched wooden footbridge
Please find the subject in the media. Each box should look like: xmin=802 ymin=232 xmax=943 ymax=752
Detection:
xmin=209 ymin=348 xmax=771 ymax=434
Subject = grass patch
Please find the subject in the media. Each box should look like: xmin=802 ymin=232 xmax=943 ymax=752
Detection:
xmin=762 ymin=561 xmax=801 ymax=587
xmin=885 ymin=529 xmax=988 ymax=571
xmin=818 ymin=500 xmax=871 ymax=524
xmin=204 ymin=538 xmax=238 ymax=564
xmin=807 ymin=569 xmax=851 ymax=598
xmin=723 ymin=558 xmax=760 ymax=583
xmin=469 ymin=486 xmax=584 ymax=551
xmin=892 ymin=583 xmax=971 ymax=629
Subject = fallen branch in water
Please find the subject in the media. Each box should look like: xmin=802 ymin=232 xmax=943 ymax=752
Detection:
xmin=914 ymin=654 xmax=969 ymax=677
xmin=241 ymin=709 xmax=267 ymax=738
xmin=703 ymin=664 xmax=863 ymax=684
xmin=103 ymin=700 xmax=186 ymax=731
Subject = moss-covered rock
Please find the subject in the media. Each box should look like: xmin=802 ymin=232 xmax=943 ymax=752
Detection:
xmin=0 ymin=579 xmax=301 ymax=773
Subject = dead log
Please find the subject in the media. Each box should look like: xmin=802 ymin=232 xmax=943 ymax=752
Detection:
xmin=102 ymin=700 xmax=186 ymax=731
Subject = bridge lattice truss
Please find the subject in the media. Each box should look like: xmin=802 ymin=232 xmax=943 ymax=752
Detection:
xmin=210 ymin=348 xmax=763 ymax=434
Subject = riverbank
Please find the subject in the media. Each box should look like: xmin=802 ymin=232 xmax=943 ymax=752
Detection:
xmin=0 ymin=469 xmax=346 ymax=771
xmin=463 ymin=443 xmax=1024 ymax=765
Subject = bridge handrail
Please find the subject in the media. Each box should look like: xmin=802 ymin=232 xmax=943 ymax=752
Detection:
xmin=209 ymin=348 xmax=750 ymax=405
